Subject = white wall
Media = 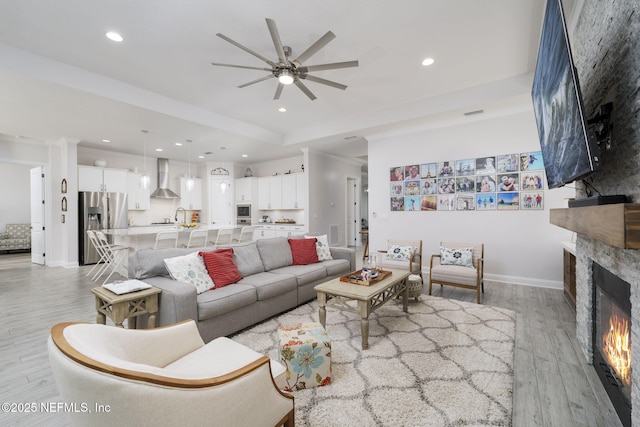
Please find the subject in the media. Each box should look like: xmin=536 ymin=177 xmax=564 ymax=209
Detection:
xmin=0 ymin=162 xmax=31 ymax=232
xmin=368 ymin=109 xmax=575 ymax=287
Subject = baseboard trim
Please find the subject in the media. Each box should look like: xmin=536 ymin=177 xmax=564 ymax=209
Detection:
xmin=421 ymin=268 xmax=563 ymax=290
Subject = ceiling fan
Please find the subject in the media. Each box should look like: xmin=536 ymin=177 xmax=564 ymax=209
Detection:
xmin=211 ymin=18 xmax=358 ymax=101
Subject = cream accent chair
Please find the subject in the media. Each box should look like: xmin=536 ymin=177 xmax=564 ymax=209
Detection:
xmin=377 ymin=239 xmax=423 ymax=279
xmin=48 ymin=320 xmax=294 ymax=427
xmin=429 ymin=242 xmax=484 ymax=304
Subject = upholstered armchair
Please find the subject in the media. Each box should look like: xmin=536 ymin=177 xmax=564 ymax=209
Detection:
xmin=429 ymin=242 xmax=484 ymax=303
xmin=376 ymin=239 xmax=423 ymax=279
xmin=48 ymin=320 xmax=294 ymax=427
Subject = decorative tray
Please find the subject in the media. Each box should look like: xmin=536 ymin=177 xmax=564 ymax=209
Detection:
xmin=339 ymin=269 xmax=392 ymax=286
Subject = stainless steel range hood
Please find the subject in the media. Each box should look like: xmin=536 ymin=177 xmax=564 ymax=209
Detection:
xmin=150 ymin=158 xmax=180 ymax=199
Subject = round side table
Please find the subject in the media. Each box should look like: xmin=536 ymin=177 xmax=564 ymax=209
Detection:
xmin=407 ymin=274 xmax=423 ymax=301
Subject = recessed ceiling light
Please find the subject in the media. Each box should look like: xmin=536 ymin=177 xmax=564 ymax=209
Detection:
xmin=105 ymin=31 xmax=124 ymax=42
xmin=101 ymin=139 xmax=111 ymax=143
xmin=175 ymin=142 xmax=182 ymax=146
xmin=278 ymin=107 xmax=287 ymax=113
xmin=198 ymin=155 xmax=205 ymax=159
xmin=421 ymin=57 xmax=435 ymax=66
xmin=242 ymin=154 xmax=248 ymax=158
xmin=220 ymin=147 xmax=226 ymax=150
xmin=155 ymin=148 xmax=163 ymax=152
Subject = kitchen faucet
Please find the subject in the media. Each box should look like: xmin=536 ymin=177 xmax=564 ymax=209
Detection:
xmin=175 ymin=207 xmax=186 ymax=225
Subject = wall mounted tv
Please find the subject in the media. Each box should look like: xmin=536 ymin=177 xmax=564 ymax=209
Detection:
xmin=531 ymin=0 xmax=600 ymax=189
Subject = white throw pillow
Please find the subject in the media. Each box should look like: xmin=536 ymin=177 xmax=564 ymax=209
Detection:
xmin=386 ymin=245 xmax=414 ymax=261
xmin=440 ymin=247 xmax=474 ymax=267
xmin=305 ymin=234 xmax=332 ymax=261
xmin=164 ymin=251 xmax=214 ymax=294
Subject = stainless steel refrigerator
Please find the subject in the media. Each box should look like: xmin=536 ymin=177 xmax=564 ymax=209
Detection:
xmin=78 ymin=192 xmax=128 ymax=265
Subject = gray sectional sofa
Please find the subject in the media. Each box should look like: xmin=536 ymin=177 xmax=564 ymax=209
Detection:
xmin=128 ymin=236 xmax=355 ymax=343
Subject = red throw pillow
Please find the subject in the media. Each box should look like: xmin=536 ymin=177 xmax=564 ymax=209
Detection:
xmin=288 ymin=238 xmax=319 ymax=265
xmin=199 ymin=248 xmax=242 ymax=287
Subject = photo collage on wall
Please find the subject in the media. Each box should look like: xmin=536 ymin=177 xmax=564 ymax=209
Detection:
xmin=389 ymin=151 xmax=545 ymax=212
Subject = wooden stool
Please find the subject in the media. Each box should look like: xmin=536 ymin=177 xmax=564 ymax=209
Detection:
xmin=91 ymin=286 xmax=161 ymax=329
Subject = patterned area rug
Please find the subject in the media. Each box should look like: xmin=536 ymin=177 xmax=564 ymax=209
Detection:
xmin=231 ymin=295 xmax=515 ymax=426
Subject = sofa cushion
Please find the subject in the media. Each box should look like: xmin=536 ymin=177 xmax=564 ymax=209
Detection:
xmin=129 ymin=248 xmax=207 ymax=279
xmin=163 ymin=251 xmax=214 ymax=294
xmin=218 ymin=242 xmax=265 ymax=277
xmin=288 ymin=238 xmax=319 ymax=265
xmin=200 ymin=248 xmax=243 ymax=287
xmin=196 ymin=284 xmax=257 ymax=321
xmin=238 ymin=272 xmax=297 ymax=300
xmin=256 ymin=237 xmax=293 ymax=271
xmin=271 ymin=264 xmax=327 ymax=287
xmin=321 ymin=259 xmax=351 ymax=276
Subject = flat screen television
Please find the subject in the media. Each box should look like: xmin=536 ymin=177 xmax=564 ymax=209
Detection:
xmin=531 ymin=0 xmax=600 ymax=189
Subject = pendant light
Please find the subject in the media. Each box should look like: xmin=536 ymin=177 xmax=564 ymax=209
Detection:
xmin=186 ymin=139 xmax=194 ymax=192
xmin=139 ymin=130 xmax=150 ymax=189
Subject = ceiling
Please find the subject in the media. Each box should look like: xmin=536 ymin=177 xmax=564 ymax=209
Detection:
xmin=0 ymin=0 xmax=548 ymax=166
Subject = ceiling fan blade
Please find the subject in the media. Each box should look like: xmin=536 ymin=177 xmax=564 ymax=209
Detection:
xmin=294 ymin=80 xmax=317 ymax=101
xmin=299 ymin=74 xmax=347 ymax=90
xmin=293 ymin=31 xmax=336 ymax=65
xmin=211 ymin=62 xmax=272 ymax=72
xmin=265 ymin=19 xmax=287 ymax=64
xmin=298 ymin=60 xmax=359 ymax=73
xmin=238 ymin=75 xmax=273 ymax=88
xmin=216 ymin=33 xmax=275 ymax=66
xmin=273 ymin=83 xmax=284 ymax=100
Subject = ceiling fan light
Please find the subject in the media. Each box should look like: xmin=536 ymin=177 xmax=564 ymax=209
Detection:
xmin=278 ymin=70 xmax=294 ymax=85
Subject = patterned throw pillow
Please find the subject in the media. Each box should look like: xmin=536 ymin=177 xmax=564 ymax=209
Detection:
xmin=163 ymin=251 xmax=214 ymax=294
xmin=440 ymin=247 xmax=474 ymax=267
xmin=305 ymin=234 xmax=333 ymax=261
xmin=386 ymin=245 xmax=414 ymax=261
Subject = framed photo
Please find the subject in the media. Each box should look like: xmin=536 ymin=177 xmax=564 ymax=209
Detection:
xmin=437 ymin=194 xmax=455 ymax=211
xmin=476 ymin=175 xmax=497 ymax=193
xmin=521 ymin=192 xmax=544 ymax=210
xmin=497 ymin=173 xmax=519 ymax=191
xmin=437 ymin=178 xmax=455 ymax=194
xmin=404 ymin=196 xmax=421 ymax=211
xmin=390 ymin=166 xmax=405 ymax=181
xmin=455 ymin=159 xmax=475 ymax=176
xmin=520 ymin=151 xmax=544 ymax=171
xmin=476 ymin=193 xmax=497 ymax=210
xmin=497 ymin=192 xmax=519 ymax=210
xmin=405 ymin=164 xmax=420 ymax=180
xmin=437 ymin=161 xmax=455 ymax=177
xmin=404 ymin=180 xmax=420 ymax=196
xmin=420 ymin=163 xmax=437 ymax=179
xmin=455 ymin=176 xmax=475 ymax=193
xmin=420 ymin=178 xmax=437 ymax=195
xmin=520 ymin=172 xmax=545 ymax=190
xmin=496 ymin=154 xmax=520 ymax=173
xmin=456 ymin=194 xmax=475 ymax=211
xmin=421 ymin=195 xmax=437 ymax=211
xmin=475 ymin=156 xmax=496 ymax=175
xmin=390 ymin=182 xmax=404 ymax=196
xmin=390 ymin=197 xmax=405 ymax=211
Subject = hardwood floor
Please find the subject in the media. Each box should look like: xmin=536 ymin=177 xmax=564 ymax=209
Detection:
xmin=0 ymin=252 xmax=622 ymax=426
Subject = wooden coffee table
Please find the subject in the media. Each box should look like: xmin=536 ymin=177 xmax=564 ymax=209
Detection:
xmin=315 ymin=269 xmax=410 ymax=349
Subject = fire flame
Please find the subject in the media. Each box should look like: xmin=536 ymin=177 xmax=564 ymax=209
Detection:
xmin=602 ymin=313 xmax=631 ymax=387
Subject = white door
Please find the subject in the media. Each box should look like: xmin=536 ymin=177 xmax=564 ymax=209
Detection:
xmin=210 ymin=178 xmax=233 ymax=225
xmin=30 ymin=166 xmax=45 ymax=264
xmin=346 ymin=178 xmax=359 ymax=247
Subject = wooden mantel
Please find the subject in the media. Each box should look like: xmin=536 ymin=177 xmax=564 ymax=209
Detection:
xmin=550 ymin=203 xmax=640 ymax=249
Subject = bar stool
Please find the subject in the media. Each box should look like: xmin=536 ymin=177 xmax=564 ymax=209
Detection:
xmin=184 ymin=229 xmax=209 ymax=248
xmin=94 ymin=231 xmax=129 ymax=284
xmin=154 ymin=230 xmax=179 ymax=249
xmin=213 ymin=227 xmax=235 ymax=245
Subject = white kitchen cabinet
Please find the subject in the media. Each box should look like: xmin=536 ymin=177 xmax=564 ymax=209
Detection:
xmin=258 ymin=176 xmax=282 ymax=210
xmin=256 ymin=224 xmax=276 ymax=239
xmin=126 ymin=173 xmax=151 ymax=210
xmin=179 ymin=177 xmax=203 ymax=210
xmin=282 ymin=173 xmax=306 ymax=209
xmin=235 ymin=177 xmax=257 ymax=202
xmin=78 ymin=166 xmax=128 ymax=193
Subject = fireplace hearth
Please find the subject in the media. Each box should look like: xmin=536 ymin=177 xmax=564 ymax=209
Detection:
xmin=593 ymin=262 xmax=632 ymax=427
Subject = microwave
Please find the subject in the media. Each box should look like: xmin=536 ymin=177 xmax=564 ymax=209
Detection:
xmin=237 ymin=204 xmax=251 ymax=220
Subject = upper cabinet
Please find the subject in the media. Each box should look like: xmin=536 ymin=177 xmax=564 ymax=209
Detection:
xmin=78 ymin=166 xmax=128 ymax=193
xmin=235 ymin=177 xmax=258 ymax=202
xmin=282 ymin=173 xmax=306 ymax=209
xmin=179 ymin=177 xmax=203 ymax=210
xmin=127 ymin=173 xmax=151 ymax=210
xmin=258 ymin=176 xmax=283 ymax=210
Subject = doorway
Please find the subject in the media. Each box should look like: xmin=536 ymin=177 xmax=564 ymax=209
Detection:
xmin=346 ymin=177 xmax=360 ymax=247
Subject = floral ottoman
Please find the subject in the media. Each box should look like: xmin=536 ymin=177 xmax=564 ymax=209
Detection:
xmin=278 ymin=322 xmax=331 ymax=391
